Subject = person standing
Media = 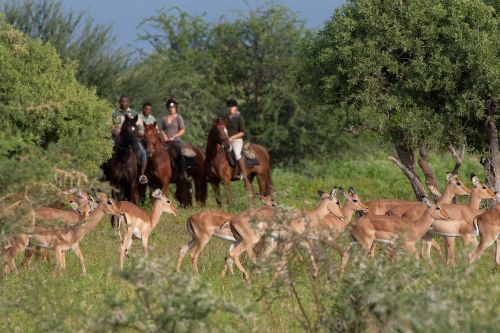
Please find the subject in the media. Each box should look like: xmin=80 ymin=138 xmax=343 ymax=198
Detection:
xmin=160 ymin=98 xmax=188 ymax=180
xmin=225 ymin=99 xmax=247 ymax=180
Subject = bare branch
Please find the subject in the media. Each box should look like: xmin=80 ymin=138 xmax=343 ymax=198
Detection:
xmin=417 ymin=141 xmax=441 ymax=200
xmin=448 ymin=144 xmax=465 ymax=175
xmin=388 ymin=156 xmax=428 ymax=200
xmin=342 ymin=125 xmax=378 ymax=136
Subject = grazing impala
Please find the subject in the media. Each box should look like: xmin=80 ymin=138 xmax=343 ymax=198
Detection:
xmin=352 ymin=198 xmax=451 ymax=260
xmin=225 ymin=188 xmax=345 ymax=281
xmin=118 ymin=189 xmax=179 ymax=271
xmin=3 ymin=192 xmax=120 ymax=275
xmin=176 ymin=193 xmax=275 ymax=274
xmin=468 ymin=203 xmax=500 ymax=266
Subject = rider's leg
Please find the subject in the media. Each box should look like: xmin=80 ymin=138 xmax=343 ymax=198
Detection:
xmin=138 ymin=142 xmax=148 ymax=184
xmin=174 ymin=140 xmax=188 ymax=180
xmin=232 ymin=139 xmax=247 ymax=179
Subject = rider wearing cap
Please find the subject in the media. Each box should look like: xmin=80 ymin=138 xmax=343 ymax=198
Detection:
xmin=225 ymin=99 xmax=247 ymax=180
xmin=111 ymin=95 xmax=149 ymax=184
xmin=159 ymin=98 xmax=188 ymax=180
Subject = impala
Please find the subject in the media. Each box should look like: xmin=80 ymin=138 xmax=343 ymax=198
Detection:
xmin=468 ymin=203 xmax=500 ymax=266
xmin=351 ymin=198 xmax=451 ymax=260
xmin=3 ymin=192 xmax=120 ymax=275
xmin=225 ymin=188 xmax=345 ymax=281
xmin=118 ymin=189 xmax=179 ymax=271
xmin=175 ymin=193 xmax=275 ymax=274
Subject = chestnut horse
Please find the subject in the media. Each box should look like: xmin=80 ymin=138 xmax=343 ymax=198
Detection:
xmin=143 ymin=123 xmax=207 ymax=207
xmin=205 ymin=118 xmax=273 ymax=207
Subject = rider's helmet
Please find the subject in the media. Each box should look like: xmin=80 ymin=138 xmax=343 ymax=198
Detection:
xmin=166 ymin=98 xmax=177 ymax=109
xmin=226 ymin=99 xmax=238 ymax=108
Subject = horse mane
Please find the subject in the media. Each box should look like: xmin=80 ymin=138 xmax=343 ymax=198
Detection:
xmin=205 ymin=118 xmax=225 ymax=158
xmin=118 ymin=117 xmax=138 ymax=149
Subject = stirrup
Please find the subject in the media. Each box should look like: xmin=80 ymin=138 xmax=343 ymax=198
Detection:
xmin=180 ymin=172 xmax=188 ymax=181
xmin=139 ymin=175 xmax=148 ymax=184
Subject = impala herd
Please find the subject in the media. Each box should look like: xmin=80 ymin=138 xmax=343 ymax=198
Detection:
xmin=1 ymin=172 xmax=499 ymax=281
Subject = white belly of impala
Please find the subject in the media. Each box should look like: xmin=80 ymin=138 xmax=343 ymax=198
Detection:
xmin=133 ymin=228 xmax=142 ymax=239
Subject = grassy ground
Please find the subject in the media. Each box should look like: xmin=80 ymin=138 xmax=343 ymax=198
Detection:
xmin=1 ymin=153 xmax=498 ymax=332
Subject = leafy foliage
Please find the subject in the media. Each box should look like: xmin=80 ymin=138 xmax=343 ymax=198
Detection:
xmin=0 ymin=18 xmax=112 ymax=197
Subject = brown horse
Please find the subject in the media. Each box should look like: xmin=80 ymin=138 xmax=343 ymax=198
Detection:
xmin=143 ymin=123 xmax=207 ymax=207
xmin=205 ymin=118 xmax=273 ymax=207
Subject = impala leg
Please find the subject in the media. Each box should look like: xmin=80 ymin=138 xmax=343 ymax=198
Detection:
xmin=21 ymin=249 xmax=34 ymax=267
xmin=190 ymin=236 xmax=211 ymax=274
xmin=302 ymin=240 xmax=319 ymax=278
xmin=444 ymin=237 xmax=456 ymax=266
xmin=468 ymin=236 xmax=496 ymax=264
xmin=228 ymin=242 xmax=250 ymax=281
xmin=176 ymin=238 xmax=196 ymax=273
xmin=54 ymin=247 xmax=65 ymax=272
xmin=430 ymin=238 xmax=444 ymax=259
xmin=120 ymin=229 xmax=134 ymax=271
xmin=272 ymin=242 xmax=293 ymax=282
xmin=72 ymin=243 xmax=86 ymax=275
xmin=495 ymin=239 xmax=500 ymax=266
xmin=368 ymin=242 xmax=376 ymax=257
xmin=323 ymin=237 xmax=349 ymax=274
xmin=141 ymin=234 xmax=149 ymax=257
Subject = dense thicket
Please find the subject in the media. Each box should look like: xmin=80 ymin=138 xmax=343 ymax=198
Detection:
xmin=1 ymin=0 xmax=128 ymax=101
xmin=0 ymin=18 xmax=112 ymax=198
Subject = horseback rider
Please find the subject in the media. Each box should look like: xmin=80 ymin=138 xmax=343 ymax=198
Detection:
xmin=225 ymin=99 xmax=247 ymax=180
xmin=139 ymin=101 xmax=157 ymax=127
xmin=159 ymin=98 xmax=188 ymax=180
xmin=111 ymin=95 xmax=149 ymax=184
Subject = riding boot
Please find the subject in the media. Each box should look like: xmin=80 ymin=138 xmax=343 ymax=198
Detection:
xmin=179 ymin=155 xmax=188 ymax=180
xmin=237 ymin=158 xmax=247 ymax=180
xmin=139 ymin=161 xmax=148 ymax=184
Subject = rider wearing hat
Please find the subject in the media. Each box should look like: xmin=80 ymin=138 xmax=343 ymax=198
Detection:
xmin=111 ymin=95 xmax=149 ymax=184
xmin=225 ymin=99 xmax=247 ymax=180
xmin=160 ymin=98 xmax=188 ymax=180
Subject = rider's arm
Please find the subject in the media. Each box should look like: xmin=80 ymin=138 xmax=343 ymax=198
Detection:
xmin=173 ymin=116 xmax=185 ymax=139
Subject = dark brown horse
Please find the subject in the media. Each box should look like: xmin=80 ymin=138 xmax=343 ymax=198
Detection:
xmin=107 ymin=115 xmax=141 ymax=205
xmin=205 ymin=118 xmax=273 ymax=207
xmin=143 ymin=123 xmax=207 ymax=207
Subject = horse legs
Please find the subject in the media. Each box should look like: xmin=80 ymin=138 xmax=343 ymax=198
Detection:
xmin=256 ymin=173 xmax=267 ymax=196
xmin=211 ymin=181 xmax=223 ymax=208
xmin=223 ymin=178 xmax=233 ymax=206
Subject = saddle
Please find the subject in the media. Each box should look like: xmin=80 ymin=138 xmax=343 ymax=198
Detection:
xmin=227 ymin=142 xmax=260 ymax=168
xmin=165 ymin=144 xmax=197 ymax=171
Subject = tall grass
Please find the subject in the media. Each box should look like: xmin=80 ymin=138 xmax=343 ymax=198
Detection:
xmin=0 ymin=153 xmax=497 ymax=332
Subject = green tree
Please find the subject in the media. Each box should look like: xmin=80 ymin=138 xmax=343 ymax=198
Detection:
xmin=0 ymin=17 xmax=112 ymax=224
xmin=1 ymin=0 xmax=128 ymax=101
xmin=299 ymin=0 xmax=500 ymax=199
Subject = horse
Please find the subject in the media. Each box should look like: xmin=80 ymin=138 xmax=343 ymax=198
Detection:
xmin=106 ymin=115 xmax=142 ymax=227
xmin=204 ymin=117 xmax=273 ymax=207
xmin=143 ymin=123 xmax=207 ymax=207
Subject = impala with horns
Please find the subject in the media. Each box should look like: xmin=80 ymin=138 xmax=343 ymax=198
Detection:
xmin=118 ymin=189 xmax=179 ymax=271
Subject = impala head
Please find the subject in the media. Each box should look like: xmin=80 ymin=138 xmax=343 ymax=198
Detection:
xmin=422 ymin=197 xmax=451 ymax=220
xmin=152 ymin=189 xmax=179 ymax=216
xmin=257 ymin=192 xmax=276 ymax=207
xmin=94 ymin=191 xmax=121 ymax=215
xmin=471 ymin=173 xmax=497 ymax=199
xmin=317 ymin=188 xmax=346 ymax=220
xmin=446 ymin=172 xmax=471 ymax=196
xmin=144 ymin=123 xmax=159 ymax=157
xmin=68 ymin=189 xmax=92 ymax=218
xmin=342 ymin=186 xmax=369 ymax=213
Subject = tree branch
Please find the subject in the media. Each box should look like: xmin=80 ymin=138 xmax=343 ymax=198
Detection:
xmin=388 ymin=156 xmax=428 ymax=200
xmin=417 ymin=141 xmax=441 ymax=200
xmin=448 ymin=144 xmax=465 ymax=175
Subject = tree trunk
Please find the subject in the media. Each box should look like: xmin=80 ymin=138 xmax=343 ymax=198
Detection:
xmin=392 ymin=144 xmax=427 ymax=200
xmin=417 ymin=140 xmax=441 ymax=200
xmin=484 ymin=117 xmax=500 ymax=204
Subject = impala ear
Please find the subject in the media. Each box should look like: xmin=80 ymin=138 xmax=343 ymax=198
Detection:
xmin=422 ymin=197 xmax=432 ymax=208
xmin=349 ymin=186 xmax=355 ymax=195
xmin=471 ymin=174 xmax=480 ymax=187
xmin=318 ymin=190 xmax=327 ymax=200
xmin=330 ymin=187 xmax=337 ymax=197
xmin=152 ymin=189 xmax=163 ymax=200
xmin=69 ymin=201 xmax=79 ymax=211
xmin=446 ymin=172 xmax=454 ymax=182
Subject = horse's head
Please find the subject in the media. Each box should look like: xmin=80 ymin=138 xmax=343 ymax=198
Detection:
xmin=143 ymin=123 xmax=158 ymax=157
xmin=120 ymin=114 xmax=138 ymax=145
xmin=211 ymin=117 xmax=230 ymax=151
